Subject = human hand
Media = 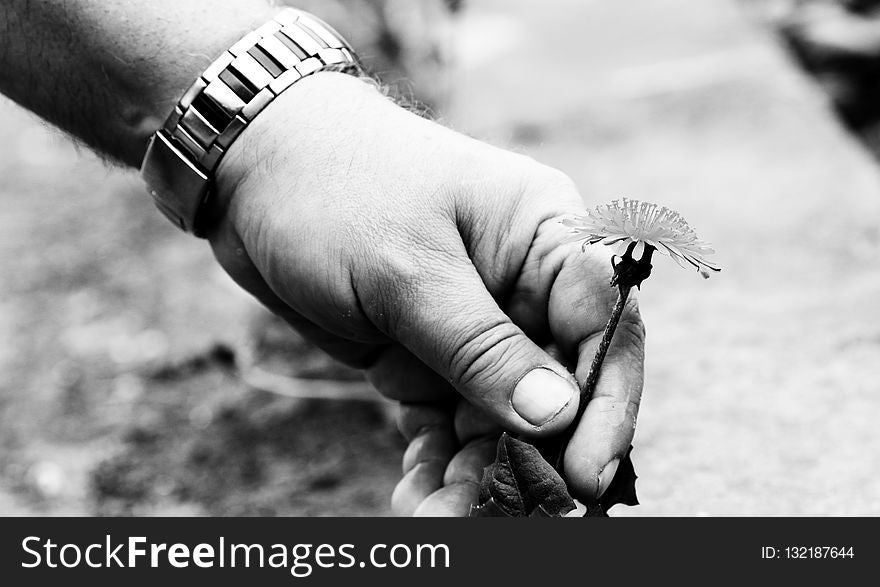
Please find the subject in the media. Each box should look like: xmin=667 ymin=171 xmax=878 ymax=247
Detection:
xmin=208 ymin=72 xmax=645 ymax=515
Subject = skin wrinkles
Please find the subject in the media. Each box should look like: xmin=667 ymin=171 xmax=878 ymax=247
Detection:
xmin=1 ymin=1 xmax=647 ymax=513
xmin=445 ymin=318 xmax=523 ymax=389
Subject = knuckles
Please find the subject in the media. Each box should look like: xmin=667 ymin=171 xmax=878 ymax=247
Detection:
xmin=444 ymin=318 xmax=523 ymax=391
xmin=518 ymin=164 xmax=584 ymax=211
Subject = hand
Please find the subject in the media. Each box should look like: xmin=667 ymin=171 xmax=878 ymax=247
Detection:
xmin=208 ymin=72 xmax=645 ymax=515
xmin=394 ymin=399 xmax=501 ymax=517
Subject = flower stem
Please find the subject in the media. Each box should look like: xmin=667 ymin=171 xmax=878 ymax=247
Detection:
xmin=549 ymin=284 xmax=631 ymax=471
xmin=575 ymin=285 xmax=631 ymax=422
xmin=540 ymin=242 xmax=654 ymax=475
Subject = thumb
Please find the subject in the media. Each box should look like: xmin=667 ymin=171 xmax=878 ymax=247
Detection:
xmin=362 ymin=246 xmax=579 ymax=435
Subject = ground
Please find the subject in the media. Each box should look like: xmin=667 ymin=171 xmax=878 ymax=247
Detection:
xmin=1 ymin=0 xmax=879 ymax=515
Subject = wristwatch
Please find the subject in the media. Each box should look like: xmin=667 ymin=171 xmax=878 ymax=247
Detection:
xmin=140 ymin=8 xmax=360 ymax=237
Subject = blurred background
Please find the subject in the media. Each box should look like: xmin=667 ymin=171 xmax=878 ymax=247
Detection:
xmin=2 ymin=0 xmax=880 ymax=516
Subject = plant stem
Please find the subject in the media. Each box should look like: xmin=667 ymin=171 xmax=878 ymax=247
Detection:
xmin=575 ymin=285 xmax=631 ymax=422
xmin=550 ymin=284 xmax=631 ymax=470
xmin=540 ymin=242 xmax=654 ymax=474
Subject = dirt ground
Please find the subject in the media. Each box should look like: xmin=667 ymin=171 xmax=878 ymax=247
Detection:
xmin=2 ymin=0 xmax=880 ymax=516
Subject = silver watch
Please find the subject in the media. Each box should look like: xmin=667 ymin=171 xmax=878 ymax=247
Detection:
xmin=140 ymin=8 xmax=360 ymax=237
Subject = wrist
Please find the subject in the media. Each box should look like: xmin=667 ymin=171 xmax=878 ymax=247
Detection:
xmin=127 ymin=6 xmax=279 ymax=165
xmin=139 ymin=9 xmax=362 ymax=235
xmin=214 ymin=72 xmax=381 ymax=231
xmin=0 ymin=0 xmax=278 ymax=168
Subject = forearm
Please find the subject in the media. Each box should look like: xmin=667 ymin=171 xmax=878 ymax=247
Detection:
xmin=0 ymin=0 xmax=276 ymax=167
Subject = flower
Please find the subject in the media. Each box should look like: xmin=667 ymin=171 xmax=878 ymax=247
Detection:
xmin=562 ymin=198 xmax=720 ymax=277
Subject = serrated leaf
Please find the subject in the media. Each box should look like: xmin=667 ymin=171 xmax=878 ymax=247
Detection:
xmin=598 ymin=445 xmax=639 ymax=510
xmin=582 ymin=445 xmax=639 ymax=516
xmin=472 ymin=433 xmax=575 ymax=517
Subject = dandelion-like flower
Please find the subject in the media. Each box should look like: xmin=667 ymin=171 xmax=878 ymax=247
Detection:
xmin=563 ymin=198 xmax=720 ymax=278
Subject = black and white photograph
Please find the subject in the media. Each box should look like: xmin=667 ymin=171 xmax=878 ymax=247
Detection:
xmin=1 ymin=0 xmax=878 ymax=532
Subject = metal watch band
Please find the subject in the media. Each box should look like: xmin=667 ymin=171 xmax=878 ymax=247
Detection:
xmin=140 ymin=8 xmax=360 ymax=236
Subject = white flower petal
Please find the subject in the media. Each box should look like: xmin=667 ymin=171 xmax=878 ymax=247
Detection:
xmin=632 ymin=240 xmax=646 ymax=260
xmin=563 ymin=198 xmax=719 ymax=278
xmin=613 ymin=240 xmax=631 ymax=256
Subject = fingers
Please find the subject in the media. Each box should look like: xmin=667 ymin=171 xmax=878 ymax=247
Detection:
xmin=564 ymin=307 xmax=644 ymax=500
xmin=444 ymin=436 xmax=497 ymax=486
xmin=392 ymin=403 xmax=455 ymax=516
xmin=413 ymin=437 xmax=497 ymax=517
xmin=392 ymin=460 xmax=447 ymax=517
xmin=505 ymin=214 xmax=646 ymax=501
xmin=360 ymin=239 xmax=580 ymax=437
xmin=412 ymin=484 xmax=478 ymax=517
xmin=396 ymin=402 xmax=451 ymax=442
xmin=394 ymin=403 xmax=499 ymax=517
xmin=366 ymin=344 xmax=456 ymax=403
xmin=454 ymin=399 xmax=503 ymax=444
xmin=547 ymin=249 xmax=646 ymax=501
